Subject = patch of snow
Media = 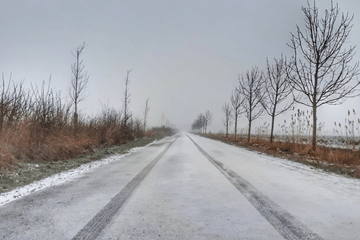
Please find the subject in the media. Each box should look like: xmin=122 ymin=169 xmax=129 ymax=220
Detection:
xmin=0 ymin=142 xmax=155 ymax=207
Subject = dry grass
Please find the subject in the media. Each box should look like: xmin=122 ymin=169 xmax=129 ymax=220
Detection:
xmin=0 ymin=122 xmax=139 ymax=169
xmin=206 ymin=133 xmax=360 ymax=178
xmin=0 ymin=133 xmax=166 ymax=194
xmin=0 ymin=78 xmax=149 ymax=170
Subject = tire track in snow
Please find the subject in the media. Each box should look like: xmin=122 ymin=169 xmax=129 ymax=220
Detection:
xmin=72 ymin=136 xmax=178 ymax=240
xmin=187 ymin=134 xmax=323 ymax=240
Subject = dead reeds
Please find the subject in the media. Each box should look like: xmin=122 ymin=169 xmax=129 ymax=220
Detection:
xmin=206 ymin=107 xmax=360 ymax=179
xmin=0 ymin=77 xmax=145 ymax=170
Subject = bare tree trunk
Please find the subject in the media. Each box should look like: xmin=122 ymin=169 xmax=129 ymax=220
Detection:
xmin=234 ymin=118 xmax=237 ymax=139
xmin=247 ymin=119 xmax=251 ymax=143
xmin=311 ymin=66 xmax=318 ymax=150
xmin=270 ymin=113 xmax=275 ymax=143
xmin=312 ymin=103 xmax=317 ymax=150
xmin=247 ymin=100 xmax=252 ymax=143
xmin=226 ymin=123 xmax=229 ymax=138
xmin=270 ymin=104 xmax=277 ymax=143
xmin=74 ymin=105 xmax=78 ymax=125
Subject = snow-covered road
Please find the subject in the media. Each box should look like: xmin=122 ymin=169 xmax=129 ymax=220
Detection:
xmin=0 ymin=133 xmax=359 ymax=239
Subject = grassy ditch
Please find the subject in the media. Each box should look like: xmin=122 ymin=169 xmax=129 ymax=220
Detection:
xmin=0 ymin=134 xmax=164 ymax=194
xmin=203 ymin=133 xmax=360 ymax=179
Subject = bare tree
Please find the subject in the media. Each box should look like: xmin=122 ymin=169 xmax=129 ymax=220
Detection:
xmin=222 ymin=102 xmax=233 ymax=138
xmin=69 ymin=42 xmax=89 ymax=126
xmin=262 ymin=55 xmax=294 ymax=143
xmin=191 ymin=121 xmax=197 ymax=133
xmin=143 ymin=98 xmax=150 ymax=132
xmin=237 ymin=66 xmax=265 ymax=142
xmin=230 ymin=90 xmax=244 ymax=139
xmin=203 ymin=110 xmax=213 ymax=135
xmin=191 ymin=118 xmax=199 ymax=133
xmin=191 ymin=113 xmax=206 ymax=134
xmin=198 ymin=113 xmax=206 ymax=134
xmin=287 ymin=1 xmax=360 ymax=150
xmin=122 ymin=70 xmax=133 ymax=127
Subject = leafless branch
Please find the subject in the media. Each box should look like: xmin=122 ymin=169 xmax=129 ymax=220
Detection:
xmin=69 ymin=41 xmax=89 ymax=125
xmin=237 ymin=66 xmax=265 ymax=142
xmin=122 ymin=69 xmax=133 ymax=127
xmin=230 ymin=90 xmax=244 ymax=139
xmin=222 ymin=102 xmax=233 ymax=138
xmin=287 ymin=1 xmax=359 ymax=149
xmin=262 ymin=55 xmax=295 ymax=143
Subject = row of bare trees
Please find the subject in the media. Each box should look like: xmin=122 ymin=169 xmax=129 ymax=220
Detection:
xmin=222 ymin=55 xmax=293 ymax=143
xmin=221 ymin=1 xmax=359 ymax=150
xmin=191 ymin=110 xmax=213 ymax=134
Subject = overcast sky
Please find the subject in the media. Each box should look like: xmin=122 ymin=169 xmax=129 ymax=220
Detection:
xmin=1 ymin=0 xmax=360 ymax=134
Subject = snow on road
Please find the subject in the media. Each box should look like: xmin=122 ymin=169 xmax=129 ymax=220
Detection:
xmin=0 ymin=142 xmax=153 ymax=206
xmin=188 ymin=133 xmax=360 ymax=240
xmin=98 ymin=133 xmax=283 ymax=239
xmin=0 ymin=137 xmax=174 ymax=240
xmin=1 ymin=133 xmax=360 ymax=239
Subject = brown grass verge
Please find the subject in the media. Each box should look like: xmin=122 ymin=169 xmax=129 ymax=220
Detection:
xmin=0 ymin=132 xmax=168 ymax=194
xmin=204 ymin=133 xmax=360 ymax=179
xmin=0 ymin=123 xmax=138 ymax=170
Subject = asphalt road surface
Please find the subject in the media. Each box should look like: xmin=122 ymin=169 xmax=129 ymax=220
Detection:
xmin=1 ymin=133 xmax=360 ymax=239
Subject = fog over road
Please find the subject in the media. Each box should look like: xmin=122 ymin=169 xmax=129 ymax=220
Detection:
xmin=1 ymin=133 xmax=360 ymax=239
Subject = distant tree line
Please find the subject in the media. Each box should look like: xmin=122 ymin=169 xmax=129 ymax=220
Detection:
xmin=191 ymin=110 xmax=213 ymax=135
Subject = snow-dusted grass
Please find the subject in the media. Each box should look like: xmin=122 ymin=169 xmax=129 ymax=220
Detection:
xmin=0 ymin=137 xmax=162 ymax=206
